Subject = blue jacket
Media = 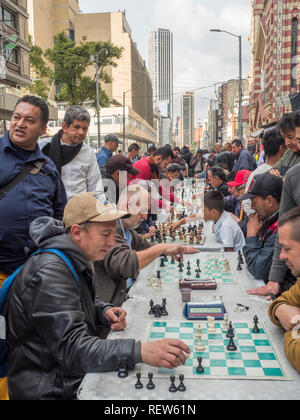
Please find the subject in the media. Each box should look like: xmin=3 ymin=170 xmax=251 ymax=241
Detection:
xmin=232 ymin=148 xmax=255 ymax=172
xmin=0 ymin=132 xmax=67 ymax=274
xmin=97 ymin=146 xmax=112 ymax=168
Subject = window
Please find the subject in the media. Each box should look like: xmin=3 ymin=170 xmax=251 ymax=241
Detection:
xmin=1 ymin=7 xmax=16 ymax=29
xmin=3 ymin=43 xmax=18 ymax=64
xmin=291 ymin=17 xmax=298 ymax=89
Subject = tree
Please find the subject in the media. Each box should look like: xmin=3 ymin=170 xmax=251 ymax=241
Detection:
xmin=28 ymin=36 xmax=54 ymax=99
xmin=44 ymin=32 xmax=123 ymax=107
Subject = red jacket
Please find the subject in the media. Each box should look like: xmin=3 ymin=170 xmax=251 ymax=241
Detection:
xmin=129 ymin=157 xmax=179 ymax=208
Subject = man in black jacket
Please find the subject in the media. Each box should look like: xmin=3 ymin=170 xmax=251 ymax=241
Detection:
xmin=4 ymin=193 xmax=190 ymax=400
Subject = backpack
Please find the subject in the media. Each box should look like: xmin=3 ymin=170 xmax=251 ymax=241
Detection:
xmin=0 ymin=249 xmax=79 ymax=378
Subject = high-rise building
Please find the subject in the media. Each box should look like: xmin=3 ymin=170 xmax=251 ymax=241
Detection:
xmin=180 ymin=92 xmax=194 ymax=147
xmin=148 ymin=28 xmax=173 ymax=120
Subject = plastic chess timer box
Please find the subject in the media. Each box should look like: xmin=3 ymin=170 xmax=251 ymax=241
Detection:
xmin=136 ymin=320 xmax=292 ymax=381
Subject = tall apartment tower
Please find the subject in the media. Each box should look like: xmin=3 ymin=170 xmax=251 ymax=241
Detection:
xmin=148 ymin=28 xmax=173 ymax=121
xmin=180 ymin=92 xmax=195 ymax=147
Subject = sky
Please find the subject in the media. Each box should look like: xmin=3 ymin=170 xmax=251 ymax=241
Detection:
xmin=79 ymin=0 xmax=252 ymax=122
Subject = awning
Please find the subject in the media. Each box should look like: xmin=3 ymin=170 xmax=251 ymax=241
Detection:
xmin=250 ymin=122 xmax=277 ymax=138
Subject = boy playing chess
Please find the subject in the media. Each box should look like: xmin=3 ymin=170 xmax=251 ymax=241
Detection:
xmin=171 ymin=191 xmax=245 ymax=252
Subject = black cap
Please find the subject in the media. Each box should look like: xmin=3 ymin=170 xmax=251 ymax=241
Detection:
xmin=105 ymin=133 xmax=123 ymax=144
xmin=107 ymin=155 xmax=140 ymax=176
xmin=240 ymin=173 xmax=283 ymax=201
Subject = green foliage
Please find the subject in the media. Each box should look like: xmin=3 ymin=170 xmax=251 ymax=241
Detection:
xmin=44 ymin=32 xmax=123 ymax=107
xmin=28 ymin=36 xmax=54 ymax=99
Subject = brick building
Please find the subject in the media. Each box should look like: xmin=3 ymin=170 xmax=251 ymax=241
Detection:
xmin=248 ymin=0 xmax=300 ymax=138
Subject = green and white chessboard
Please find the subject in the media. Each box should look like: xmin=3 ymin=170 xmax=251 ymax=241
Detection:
xmin=157 ymin=257 xmax=237 ymax=284
xmin=137 ymin=320 xmax=291 ymax=381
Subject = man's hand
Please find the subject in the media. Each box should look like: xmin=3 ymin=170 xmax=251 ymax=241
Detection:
xmin=247 ymin=281 xmax=281 ymax=301
xmin=105 ymin=307 xmax=127 ymax=331
xmin=141 ymin=339 xmax=191 ymax=369
xmin=275 ymin=304 xmax=300 ymax=332
xmin=163 ymin=244 xmax=200 ymax=261
xmin=247 ymin=214 xmax=263 ymax=237
xmin=170 ymin=219 xmax=186 ymax=231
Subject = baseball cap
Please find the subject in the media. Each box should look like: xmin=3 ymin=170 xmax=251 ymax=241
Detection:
xmin=105 ymin=133 xmax=123 ymax=144
xmin=63 ymin=192 xmax=129 ymax=229
xmin=227 ymin=170 xmax=252 ymax=187
xmin=240 ymin=173 xmax=283 ymax=201
xmin=107 ymin=155 xmax=140 ymax=176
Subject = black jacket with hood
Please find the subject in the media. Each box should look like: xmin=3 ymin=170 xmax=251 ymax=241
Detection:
xmin=5 ymin=217 xmax=141 ymax=400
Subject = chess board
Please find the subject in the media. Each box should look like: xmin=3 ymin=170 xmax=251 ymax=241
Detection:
xmin=137 ymin=320 xmax=291 ymax=381
xmin=153 ymin=235 xmax=206 ymax=247
xmin=157 ymin=257 xmax=237 ymax=285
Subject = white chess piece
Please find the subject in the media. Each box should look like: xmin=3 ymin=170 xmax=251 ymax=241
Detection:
xmin=207 ymin=316 xmax=216 ymax=333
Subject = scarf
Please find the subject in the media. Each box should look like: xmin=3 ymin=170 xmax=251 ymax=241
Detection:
xmin=42 ymin=130 xmax=83 ymax=175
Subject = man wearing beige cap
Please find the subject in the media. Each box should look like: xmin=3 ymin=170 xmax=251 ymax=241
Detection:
xmin=4 ymin=192 xmax=190 ymax=400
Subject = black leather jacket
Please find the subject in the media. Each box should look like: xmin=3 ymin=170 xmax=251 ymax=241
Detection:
xmin=4 ymin=218 xmax=139 ymax=400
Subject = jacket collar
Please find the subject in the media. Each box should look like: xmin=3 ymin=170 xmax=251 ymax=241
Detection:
xmin=1 ymin=131 xmax=45 ymax=163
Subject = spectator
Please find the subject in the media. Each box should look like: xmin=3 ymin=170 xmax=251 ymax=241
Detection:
xmin=97 ymin=134 xmax=123 ymax=168
xmin=127 ymin=143 xmax=140 ymax=163
xmin=207 ymin=166 xmax=230 ymax=197
xmin=268 ymin=206 xmax=300 ymax=374
xmin=215 ymin=143 xmax=236 ymax=172
xmin=227 ymin=170 xmax=252 ymax=221
xmin=270 ymin=112 xmax=300 ymax=177
xmin=190 ymin=149 xmax=206 ymax=178
xmin=100 ymin=155 xmax=140 ymax=205
xmin=243 ymin=128 xmax=286 ymax=216
xmin=180 ymin=145 xmax=193 ymax=166
xmin=231 ymin=139 xmax=255 ymax=172
xmin=3 ymin=193 xmax=191 ymax=399
xmin=40 ymin=105 xmax=103 ymax=200
xmin=248 ymin=111 xmax=300 ymax=299
xmin=241 ymin=174 xmax=283 ymax=282
xmin=0 ymin=95 xmax=67 ymax=281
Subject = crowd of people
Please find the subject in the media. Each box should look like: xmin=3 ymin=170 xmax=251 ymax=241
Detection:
xmin=0 ymin=94 xmax=300 ymax=400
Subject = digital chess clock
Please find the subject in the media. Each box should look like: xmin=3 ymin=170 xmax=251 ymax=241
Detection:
xmin=184 ymin=302 xmax=227 ymax=321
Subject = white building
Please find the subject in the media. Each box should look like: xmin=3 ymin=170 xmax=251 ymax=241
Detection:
xmin=148 ymin=28 xmax=174 ymax=121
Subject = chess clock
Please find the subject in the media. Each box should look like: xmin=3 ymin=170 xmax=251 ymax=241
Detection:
xmin=184 ymin=301 xmax=227 ymax=321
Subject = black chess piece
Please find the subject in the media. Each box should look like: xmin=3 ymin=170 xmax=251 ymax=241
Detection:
xmin=135 ymin=372 xmax=143 ymax=389
xmin=157 ymin=271 xmax=161 ymax=279
xmin=196 ymin=357 xmax=205 ymax=374
xmin=117 ymin=358 xmax=128 ymax=378
xmin=237 ymin=262 xmax=242 ymax=271
xmin=169 ymin=375 xmax=177 ymax=393
xmin=171 ymin=257 xmax=175 ymax=265
xmin=177 ymin=374 xmax=186 ymax=392
xmin=154 ymin=305 xmax=162 ymax=318
xmin=160 ymin=299 xmax=168 ymax=316
xmin=226 ymin=322 xmax=234 ymax=338
xmin=196 ymin=269 xmax=200 ymax=279
xmin=160 ymin=258 xmax=165 ymax=268
xmin=147 ymin=372 xmax=155 ymax=390
xmin=227 ymin=335 xmax=237 ymax=352
xmin=149 ymin=299 xmax=154 ymax=315
xmin=252 ymin=315 xmax=260 ymax=333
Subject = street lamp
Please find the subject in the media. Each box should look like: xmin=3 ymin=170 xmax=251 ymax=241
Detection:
xmin=210 ymin=29 xmax=243 ymax=142
xmin=91 ymin=48 xmax=109 ymax=150
xmin=122 ymin=89 xmax=132 ymax=152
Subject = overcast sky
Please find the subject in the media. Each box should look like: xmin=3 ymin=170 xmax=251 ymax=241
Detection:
xmin=79 ymin=0 xmax=251 ymax=122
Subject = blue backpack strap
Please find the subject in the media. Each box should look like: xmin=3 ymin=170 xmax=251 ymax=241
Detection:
xmin=0 ymin=249 xmax=80 ymax=315
xmin=0 ymin=265 xmax=24 ymax=315
xmin=33 ymin=249 xmax=80 ymax=286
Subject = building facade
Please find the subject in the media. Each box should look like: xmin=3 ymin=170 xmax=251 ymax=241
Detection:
xmin=148 ymin=28 xmax=174 ymax=121
xmin=180 ymin=92 xmax=194 ymax=147
xmin=248 ymin=0 xmax=300 ymax=137
xmin=0 ymin=0 xmax=32 ymax=127
xmin=28 ymin=5 xmax=156 ymax=150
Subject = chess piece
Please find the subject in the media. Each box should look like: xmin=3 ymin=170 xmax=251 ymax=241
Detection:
xmin=117 ymin=358 xmax=128 ymax=378
xmin=146 ymin=372 xmax=155 ymax=390
xmin=227 ymin=333 xmax=237 ymax=352
xmin=160 ymin=299 xmax=168 ymax=316
xmin=169 ymin=375 xmax=177 ymax=393
xmin=154 ymin=305 xmax=162 ymax=318
xmin=207 ymin=317 xmax=216 ymax=333
xmin=149 ymin=300 xmax=154 ymax=315
xmin=135 ymin=372 xmax=143 ymax=389
xmin=237 ymin=262 xmax=242 ymax=271
xmin=253 ymin=315 xmax=260 ymax=333
xmin=196 ymin=357 xmax=205 ymax=374
xmin=177 ymin=374 xmax=186 ymax=392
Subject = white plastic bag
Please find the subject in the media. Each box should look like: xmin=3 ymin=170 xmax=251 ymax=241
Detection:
xmin=0 ymin=316 xmax=5 ymax=340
